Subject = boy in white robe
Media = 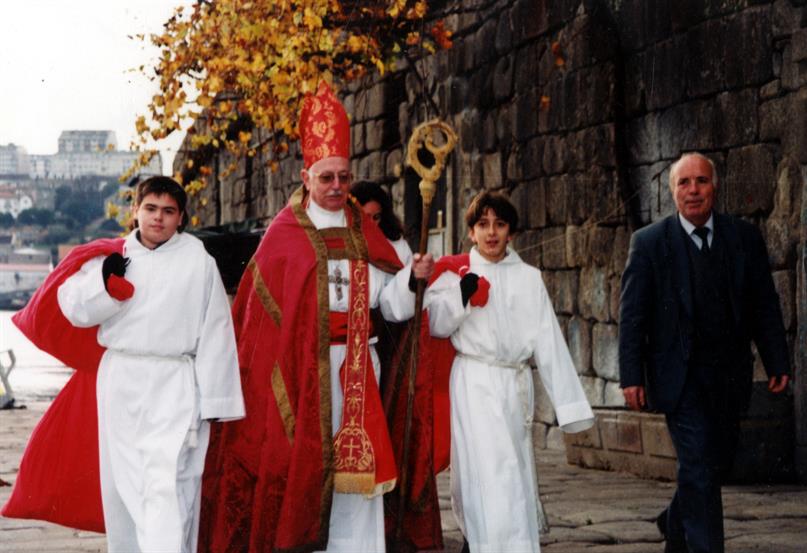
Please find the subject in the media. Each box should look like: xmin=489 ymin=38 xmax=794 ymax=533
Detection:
xmin=57 ymin=176 xmax=245 ymax=553
xmin=425 ymin=191 xmax=595 ymax=553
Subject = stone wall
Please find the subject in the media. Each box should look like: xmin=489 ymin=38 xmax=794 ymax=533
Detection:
xmin=176 ymin=0 xmax=806 ymax=478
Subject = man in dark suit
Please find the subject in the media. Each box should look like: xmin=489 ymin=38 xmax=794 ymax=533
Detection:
xmin=618 ymin=152 xmax=790 ymax=553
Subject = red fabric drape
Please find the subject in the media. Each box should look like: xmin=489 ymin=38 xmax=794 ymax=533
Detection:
xmin=2 ymin=238 xmax=126 ymax=532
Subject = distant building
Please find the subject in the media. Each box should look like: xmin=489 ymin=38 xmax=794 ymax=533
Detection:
xmin=0 ymin=189 xmax=33 ymax=217
xmin=58 ymin=130 xmax=117 ymax=153
xmin=28 ymin=131 xmax=162 ymax=180
xmin=0 ymin=144 xmax=30 ymax=176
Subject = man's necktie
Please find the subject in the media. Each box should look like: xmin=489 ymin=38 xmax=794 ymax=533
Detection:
xmin=693 ymin=227 xmax=710 ymax=254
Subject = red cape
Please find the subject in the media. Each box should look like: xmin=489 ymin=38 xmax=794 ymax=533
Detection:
xmin=199 ymin=188 xmax=404 ymax=552
xmin=1 ymin=238 xmax=126 ymax=533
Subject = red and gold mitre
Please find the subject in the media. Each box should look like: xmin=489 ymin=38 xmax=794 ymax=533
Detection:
xmin=300 ymin=81 xmax=350 ymax=168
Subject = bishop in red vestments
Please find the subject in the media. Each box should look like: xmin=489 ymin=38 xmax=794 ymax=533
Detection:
xmin=200 ymin=82 xmax=435 ymax=553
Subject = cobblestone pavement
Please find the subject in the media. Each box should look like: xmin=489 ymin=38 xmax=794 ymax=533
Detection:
xmin=2 ymin=402 xmax=806 ymax=552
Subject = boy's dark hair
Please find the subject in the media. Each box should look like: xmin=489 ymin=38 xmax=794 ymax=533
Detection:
xmin=464 ymin=190 xmax=519 ymax=232
xmin=131 ymin=176 xmax=189 ymax=232
xmin=350 ymin=180 xmax=404 ymax=241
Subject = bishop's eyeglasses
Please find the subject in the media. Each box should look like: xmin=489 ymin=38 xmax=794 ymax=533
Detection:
xmin=308 ymin=170 xmax=352 ymax=185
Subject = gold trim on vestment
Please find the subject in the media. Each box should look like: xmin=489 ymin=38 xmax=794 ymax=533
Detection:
xmin=247 ymin=257 xmax=282 ymax=327
xmin=271 ymin=362 xmax=295 ymax=444
xmin=290 ymin=185 xmax=334 ymax=544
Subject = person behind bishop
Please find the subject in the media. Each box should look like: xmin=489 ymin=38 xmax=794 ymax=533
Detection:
xmin=199 ymin=81 xmax=435 ymax=553
xmin=619 ymin=152 xmax=790 ymax=553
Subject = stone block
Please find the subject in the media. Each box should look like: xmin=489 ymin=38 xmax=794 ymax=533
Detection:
xmin=603 ymin=382 xmax=626 ymax=407
xmin=546 ymin=174 xmax=569 ymax=225
xmin=592 ymin=323 xmax=619 ymax=382
xmin=600 ymin=413 xmax=643 ymax=454
xmin=522 ymin=136 xmax=545 ymax=180
xmin=551 ymin=270 xmax=578 ymax=315
xmin=459 ymin=109 xmax=481 ymax=154
xmin=588 ymin=226 xmax=615 ymax=268
xmin=564 ymin=420 xmax=602 ymax=448
xmin=475 ymin=19 xmax=498 ymax=67
xmin=354 ymin=84 xmax=386 ymax=120
xmin=773 ymin=0 xmax=806 ymax=38
xmin=788 ymin=88 xmax=807 ymax=162
xmin=714 ymin=88 xmax=758 ymax=148
xmin=496 ymin=103 xmax=514 ymax=151
xmin=641 ymin=419 xmax=676 ymax=458
xmin=791 ymin=27 xmax=807 ymax=62
xmin=586 ymin=124 xmax=618 ymax=169
xmin=588 ymin=169 xmax=624 ymax=224
xmin=511 ymin=0 xmax=548 ymax=44
xmin=760 ymin=79 xmax=781 ymax=99
xmin=580 ymin=375 xmax=605 ymax=407
xmin=365 ymin=119 xmax=384 ymax=151
xmin=772 ymin=270 xmax=795 ymax=331
xmin=627 ymin=113 xmax=661 ymax=165
xmin=352 ymin=122 xmax=366 ymax=156
xmin=546 ymin=426 xmax=566 ymax=451
xmin=513 ymin=229 xmax=541 ymax=267
xmin=623 ymin=52 xmax=646 ymax=116
xmin=724 ymin=145 xmax=777 ymax=215
xmin=511 ymin=178 xmax=547 ymax=230
xmin=645 ymin=35 xmax=687 ymax=111
xmin=495 ymin=8 xmax=513 ymax=54
xmin=686 ymin=18 xmax=728 ymax=97
xmin=782 ymin=40 xmax=807 ymax=91
xmin=580 ymin=266 xmax=610 ymax=321
xmin=542 ymin=134 xmax=567 ymax=176
xmin=567 ymin=316 xmax=592 ymax=375
xmin=466 ymin=66 xmax=495 ymax=111
xmin=659 ymin=100 xmax=714 ymax=159
xmin=759 ymin=95 xmax=789 ymax=143
xmin=481 ymin=151 xmax=502 ymax=189
xmin=533 ymin=370 xmax=557 ymax=426
xmin=358 ymin=151 xmax=384 ymax=181
xmin=725 ymin=9 xmax=774 ymax=89
xmin=515 ymin=89 xmax=539 ymax=142
xmin=493 ymin=55 xmax=515 ymax=103
xmin=540 ymin=227 xmax=567 ymax=269
xmin=514 ymin=43 xmax=540 ymax=93
xmin=615 ymin=0 xmax=646 ymax=52
xmin=532 ymin=422 xmax=548 ymax=450
xmin=456 ymin=149 xmax=484 ymax=191
xmin=610 ymin=226 xmax=630 ymax=277
xmin=609 ymin=275 xmax=622 ymax=325
xmin=771 ymin=155 xmax=804 ymax=218
xmin=565 ymin=225 xmax=587 ymax=268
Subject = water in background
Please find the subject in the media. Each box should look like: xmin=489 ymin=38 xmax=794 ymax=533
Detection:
xmin=0 ymin=309 xmax=71 ymax=403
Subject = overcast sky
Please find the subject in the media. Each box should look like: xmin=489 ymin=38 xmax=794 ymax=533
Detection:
xmin=0 ymin=1 xmax=193 ymax=174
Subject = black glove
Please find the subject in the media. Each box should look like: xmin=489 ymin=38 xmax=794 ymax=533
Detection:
xmin=102 ymin=253 xmax=130 ymax=291
xmin=459 ymin=272 xmax=480 ymax=307
xmin=408 ymin=271 xmax=419 ymax=293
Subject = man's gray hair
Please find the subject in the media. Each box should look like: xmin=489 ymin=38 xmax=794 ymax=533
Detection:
xmin=668 ymin=152 xmax=718 ymax=191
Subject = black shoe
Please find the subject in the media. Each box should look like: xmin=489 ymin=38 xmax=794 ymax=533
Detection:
xmin=656 ymin=509 xmax=687 ymax=553
xmin=459 ymin=538 xmax=470 ymax=553
xmin=656 ymin=510 xmax=667 ymax=538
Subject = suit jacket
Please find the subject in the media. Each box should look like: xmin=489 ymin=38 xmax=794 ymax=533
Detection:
xmin=618 ymin=212 xmax=789 ymax=414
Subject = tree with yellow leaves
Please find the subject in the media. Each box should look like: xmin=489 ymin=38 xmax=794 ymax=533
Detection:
xmin=128 ymin=0 xmax=452 ymax=195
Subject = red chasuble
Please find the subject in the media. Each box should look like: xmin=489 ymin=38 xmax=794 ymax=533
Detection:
xmin=1 ymin=238 xmax=127 ymax=533
xmin=199 ymin=187 xmax=403 ymax=553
